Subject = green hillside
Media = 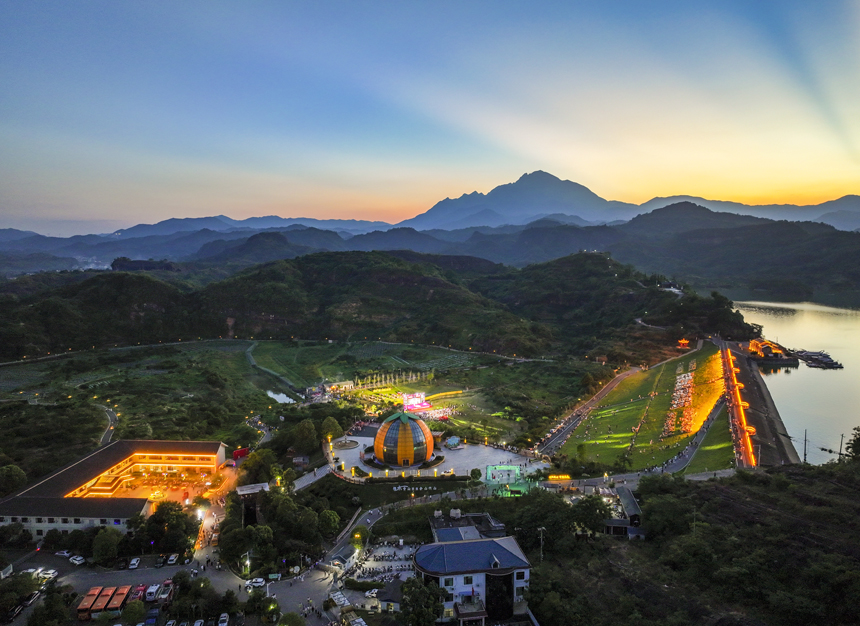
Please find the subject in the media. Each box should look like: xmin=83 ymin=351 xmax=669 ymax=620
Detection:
xmin=0 ymin=250 xmax=757 ymax=361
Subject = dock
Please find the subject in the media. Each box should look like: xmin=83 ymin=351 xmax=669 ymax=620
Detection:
xmin=725 ymin=341 xmax=801 ymax=466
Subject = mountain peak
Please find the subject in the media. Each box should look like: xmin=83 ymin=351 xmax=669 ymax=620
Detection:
xmin=515 ymin=170 xmax=560 ymax=183
xmin=397 ymin=171 xmax=636 ymax=231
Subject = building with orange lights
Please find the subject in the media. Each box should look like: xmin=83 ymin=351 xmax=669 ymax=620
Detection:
xmin=747 ymin=339 xmax=798 ymax=366
xmin=0 ymin=440 xmax=226 ymax=538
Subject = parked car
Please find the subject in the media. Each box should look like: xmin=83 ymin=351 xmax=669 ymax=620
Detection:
xmin=155 ymin=554 xmax=166 ymax=568
xmin=129 ymin=557 xmax=141 ymax=569
xmin=23 ymin=591 xmax=40 ymax=606
xmin=38 ymin=569 xmax=58 ymax=582
xmin=248 ymin=578 xmax=265 ymax=587
xmin=69 ymin=555 xmax=86 ymax=565
xmin=117 ymin=558 xmax=129 ymax=569
xmin=165 ymin=621 xmax=177 ymax=626
xmin=167 ymin=553 xmax=179 ymax=565
xmin=193 ymin=621 xmax=204 ymax=626
xmin=3 ymin=605 xmax=22 ymax=623
xmin=218 ymin=613 xmax=229 ymax=626
xmin=54 ymin=550 xmax=71 ymax=557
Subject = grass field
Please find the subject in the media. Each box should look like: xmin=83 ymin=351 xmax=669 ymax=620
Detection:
xmin=558 ymin=342 xmax=725 ymax=471
xmin=683 ymin=404 xmax=735 ymax=474
xmin=250 ymin=340 xmax=482 ymax=389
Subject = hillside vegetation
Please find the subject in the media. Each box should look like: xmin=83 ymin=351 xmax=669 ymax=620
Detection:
xmin=0 ymin=251 xmax=758 ymax=361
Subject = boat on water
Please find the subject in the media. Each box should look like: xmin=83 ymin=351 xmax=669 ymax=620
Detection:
xmin=793 ymin=350 xmax=844 ymax=369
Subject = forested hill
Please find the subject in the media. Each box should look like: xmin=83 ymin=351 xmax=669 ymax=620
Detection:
xmin=0 ymin=251 xmax=757 ymax=361
xmin=6 ymin=200 xmax=860 ymax=305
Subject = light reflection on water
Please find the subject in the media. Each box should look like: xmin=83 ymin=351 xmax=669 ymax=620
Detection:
xmin=736 ymin=301 xmax=860 ymax=464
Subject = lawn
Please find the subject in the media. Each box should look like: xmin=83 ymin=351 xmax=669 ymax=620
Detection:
xmin=682 ymin=404 xmax=735 ymax=474
xmin=250 ymin=340 xmax=483 ymax=390
xmin=558 ymin=342 xmax=725 ymax=471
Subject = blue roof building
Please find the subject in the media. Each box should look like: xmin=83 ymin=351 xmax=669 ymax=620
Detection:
xmin=414 ymin=536 xmax=532 ymax=625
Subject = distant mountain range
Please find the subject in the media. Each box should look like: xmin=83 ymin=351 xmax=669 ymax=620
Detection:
xmin=1 ymin=171 xmax=859 ymax=305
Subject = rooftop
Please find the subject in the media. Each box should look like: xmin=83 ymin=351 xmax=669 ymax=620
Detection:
xmin=0 ymin=496 xmax=147 ymax=519
xmin=414 ymin=536 xmax=530 ymax=575
xmin=616 ymin=486 xmax=642 ymax=517
xmin=382 ymin=412 xmax=423 ymax=425
xmin=429 ymin=511 xmax=507 ymax=541
xmin=1 ymin=440 xmax=225 ymax=502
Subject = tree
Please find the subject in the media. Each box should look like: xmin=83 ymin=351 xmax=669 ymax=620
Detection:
xmin=845 ymin=426 xmax=860 ymax=461
xmin=0 ymin=464 xmax=27 ymax=497
xmin=240 ymin=449 xmax=278 ymax=486
xmin=121 ymin=600 xmax=146 ymax=625
xmin=512 ymin=490 xmax=575 ymax=550
xmin=279 ymin=613 xmax=305 ymax=626
xmin=320 ymin=416 xmax=344 ymax=441
xmin=400 ymin=576 xmax=443 ymax=626
xmin=470 ymin=468 xmax=482 ymax=482
xmin=570 ymin=495 xmax=611 ymax=534
xmin=221 ymin=589 xmax=240 ymax=616
xmin=26 ymin=588 xmax=69 ymax=626
xmin=318 ymin=510 xmax=340 ymax=537
xmin=292 ymin=419 xmax=319 ymax=454
xmin=192 ymin=494 xmax=212 ymax=510
xmin=92 ymin=527 xmax=122 ymax=564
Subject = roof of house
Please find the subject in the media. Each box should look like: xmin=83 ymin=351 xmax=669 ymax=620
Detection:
xmin=0 ymin=497 xmax=148 ymax=519
xmin=414 ymin=536 xmax=530 ymax=575
xmin=236 ymin=483 xmax=270 ymax=496
xmin=1 ymin=440 xmax=225 ymax=502
xmin=378 ymin=578 xmax=404 ymax=604
xmin=616 ymin=486 xmax=642 ymax=517
xmin=435 ymin=527 xmax=482 ymax=542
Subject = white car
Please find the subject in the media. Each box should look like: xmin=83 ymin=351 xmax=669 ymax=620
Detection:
xmin=248 ymin=577 xmax=265 ymax=587
xmin=365 ymin=588 xmax=379 ymax=597
xmin=193 ymin=621 xmax=204 ymax=626
xmin=218 ymin=614 xmax=229 ymax=626
xmin=69 ymin=555 xmax=86 ymax=565
xmin=166 ymin=621 xmax=177 ymax=626
xmin=54 ymin=550 xmax=71 ymax=557
xmin=129 ymin=557 xmax=140 ymax=569
xmin=167 ymin=553 xmax=179 ymax=565
xmin=39 ymin=569 xmax=58 ymax=581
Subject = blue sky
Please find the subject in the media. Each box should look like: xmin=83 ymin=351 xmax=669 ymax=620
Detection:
xmin=1 ymin=1 xmax=858 ymax=234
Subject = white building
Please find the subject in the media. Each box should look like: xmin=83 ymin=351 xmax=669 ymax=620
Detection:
xmin=414 ymin=536 xmax=531 ymax=626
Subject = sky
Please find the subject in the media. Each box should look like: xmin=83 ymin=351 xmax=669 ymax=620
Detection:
xmin=1 ymin=1 xmax=859 ymax=235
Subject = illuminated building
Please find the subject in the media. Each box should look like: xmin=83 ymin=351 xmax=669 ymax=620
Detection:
xmin=373 ymin=412 xmax=434 ymax=466
xmin=0 ymin=440 xmax=226 ymax=537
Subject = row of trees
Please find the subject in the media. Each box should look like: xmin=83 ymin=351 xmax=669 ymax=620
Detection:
xmin=36 ymin=501 xmax=200 ymax=563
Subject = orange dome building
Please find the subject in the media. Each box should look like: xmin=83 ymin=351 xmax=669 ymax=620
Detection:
xmin=374 ymin=412 xmax=434 ymax=466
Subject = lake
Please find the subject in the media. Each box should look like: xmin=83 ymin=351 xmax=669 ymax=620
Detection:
xmin=266 ymin=390 xmax=295 ymax=404
xmin=735 ymin=301 xmax=860 ymax=464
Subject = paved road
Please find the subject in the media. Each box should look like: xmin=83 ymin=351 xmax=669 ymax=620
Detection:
xmin=294 ymin=465 xmax=332 ymax=491
xmin=538 ymin=366 xmax=641 ymax=455
xmin=96 ymin=404 xmax=119 ymax=445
